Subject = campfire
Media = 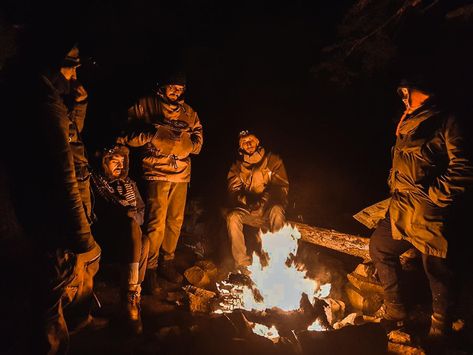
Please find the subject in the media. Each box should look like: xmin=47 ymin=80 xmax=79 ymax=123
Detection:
xmin=180 ymin=223 xmax=394 ymax=354
xmin=213 ymin=225 xmax=334 ymax=340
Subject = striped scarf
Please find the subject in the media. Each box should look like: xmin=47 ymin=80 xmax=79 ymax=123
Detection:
xmin=92 ymin=173 xmax=137 ymax=208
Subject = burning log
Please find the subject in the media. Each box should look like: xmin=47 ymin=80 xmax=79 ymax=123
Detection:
xmin=239 ymin=293 xmax=331 ymax=337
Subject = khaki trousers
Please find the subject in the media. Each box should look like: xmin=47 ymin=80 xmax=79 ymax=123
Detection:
xmin=145 ymin=181 xmax=188 ymax=269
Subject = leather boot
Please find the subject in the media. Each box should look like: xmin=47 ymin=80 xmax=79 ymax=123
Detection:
xmin=158 ymin=260 xmax=183 ymax=284
xmin=142 ymin=269 xmax=163 ymax=296
xmin=121 ymin=285 xmax=143 ymax=336
xmin=374 ymin=301 xmax=407 ymax=332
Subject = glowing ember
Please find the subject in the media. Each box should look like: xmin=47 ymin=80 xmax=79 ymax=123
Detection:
xmin=252 ymin=323 xmax=279 ymax=341
xmin=216 ymin=224 xmax=331 ymax=312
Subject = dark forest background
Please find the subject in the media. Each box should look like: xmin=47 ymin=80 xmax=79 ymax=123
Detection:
xmin=1 ymin=0 xmax=473 ymax=238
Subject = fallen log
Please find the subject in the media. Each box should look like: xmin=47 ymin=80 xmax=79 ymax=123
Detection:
xmin=290 ymin=221 xmax=371 ymax=261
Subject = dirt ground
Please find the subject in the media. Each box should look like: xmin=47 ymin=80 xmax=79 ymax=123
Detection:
xmin=66 ymin=239 xmax=473 ymax=355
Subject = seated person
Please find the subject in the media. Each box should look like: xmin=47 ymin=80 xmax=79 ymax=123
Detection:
xmin=226 ymin=130 xmax=289 ymax=273
xmin=91 ymin=145 xmax=149 ymax=335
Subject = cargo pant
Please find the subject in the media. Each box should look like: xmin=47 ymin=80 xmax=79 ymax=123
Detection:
xmin=145 ymin=181 xmax=188 ymax=269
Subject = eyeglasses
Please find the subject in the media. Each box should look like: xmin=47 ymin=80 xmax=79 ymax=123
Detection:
xmin=239 ymin=130 xmax=249 ymax=137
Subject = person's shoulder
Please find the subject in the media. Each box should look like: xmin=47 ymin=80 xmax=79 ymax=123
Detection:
xmin=266 ymin=151 xmax=283 ymax=162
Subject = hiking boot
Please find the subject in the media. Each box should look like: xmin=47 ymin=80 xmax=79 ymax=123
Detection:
xmin=428 ymin=313 xmax=450 ymax=339
xmin=69 ymin=315 xmax=109 ymax=335
xmin=143 ymin=269 xmax=164 ymax=296
xmin=121 ymin=287 xmax=143 ymax=336
xmin=374 ymin=302 xmax=407 ymax=332
xmin=158 ymin=261 xmax=184 ymax=284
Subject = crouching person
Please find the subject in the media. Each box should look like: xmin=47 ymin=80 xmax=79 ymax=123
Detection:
xmin=91 ymin=145 xmax=149 ymax=335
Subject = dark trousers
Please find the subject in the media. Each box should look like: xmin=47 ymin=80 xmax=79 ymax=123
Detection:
xmin=369 ymin=216 xmax=452 ymax=316
xmin=33 ymin=245 xmax=101 ymax=355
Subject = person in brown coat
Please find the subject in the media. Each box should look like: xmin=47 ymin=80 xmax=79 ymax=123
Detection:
xmin=355 ymin=77 xmax=473 ymax=339
xmin=119 ymin=71 xmax=203 ymax=290
xmin=226 ymin=131 xmax=289 ymax=274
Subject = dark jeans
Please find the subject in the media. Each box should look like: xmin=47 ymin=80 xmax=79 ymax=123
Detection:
xmin=369 ymin=216 xmax=452 ymax=316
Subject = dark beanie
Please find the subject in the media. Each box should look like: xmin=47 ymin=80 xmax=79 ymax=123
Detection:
xmin=158 ymin=71 xmax=187 ymax=86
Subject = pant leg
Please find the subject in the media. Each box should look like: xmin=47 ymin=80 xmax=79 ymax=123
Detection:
xmin=226 ymin=209 xmax=252 ymax=267
xmin=33 ymin=249 xmax=75 ymax=355
xmin=145 ymin=181 xmax=171 ymax=269
xmin=138 ymin=236 xmax=150 ymax=284
xmin=78 ymin=178 xmax=92 ymax=224
xmin=161 ymin=182 xmax=188 ymax=261
xmin=63 ymin=247 xmax=101 ymax=330
xmin=267 ymin=204 xmax=286 ymax=232
xmin=422 ymin=254 xmax=453 ymax=317
xmin=369 ymin=216 xmax=412 ymax=304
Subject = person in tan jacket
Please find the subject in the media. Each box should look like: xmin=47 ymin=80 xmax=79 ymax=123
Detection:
xmin=118 ymin=71 xmax=203 ymax=289
xmin=226 ymin=131 xmax=289 ymax=274
xmin=355 ymin=77 xmax=473 ymax=339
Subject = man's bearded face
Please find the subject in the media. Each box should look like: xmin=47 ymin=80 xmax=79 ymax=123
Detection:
xmin=239 ymin=135 xmax=260 ymax=155
xmin=106 ymin=155 xmax=125 ymax=178
xmin=164 ymin=84 xmax=185 ymax=102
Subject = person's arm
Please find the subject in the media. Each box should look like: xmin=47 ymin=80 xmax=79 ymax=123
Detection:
xmin=68 ymin=80 xmax=88 ymax=132
xmin=227 ymin=162 xmax=247 ymax=209
xmin=189 ymin=111 xmax=203 ymax=155
xmin=428 ymin=115 xmax=473 ymax=207
xmin=267 ymin=155 xmax=289 ymax=208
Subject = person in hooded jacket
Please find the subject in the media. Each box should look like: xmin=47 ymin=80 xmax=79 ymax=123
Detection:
xmin=354 ymin=77 xmax=473 ymax=340
xmin=91 ymin=145 xmax=149 ymax=335
xmin=118 ymin=71 xmax=203 ymax=292
xmin=54 ymin=45 xmax=93 ymax=224
xmin=0 ymin=29 xmax=102 ymax=354
xmin=226 ymin=130 xmax=289 ymax=274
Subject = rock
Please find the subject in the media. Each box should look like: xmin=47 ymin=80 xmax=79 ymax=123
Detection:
xmin=352 ymin=263 xmax=374 ymax=278
xmin=195 ymin=259 xmax=218 ymax=280
xmin=344 ymin=283 xmax=383 ymax=315
xmin=346 ymin=272 xmax=383 ymax=294
xmin=388 ymin=329 xmax=411 ymax=344
xmin=183 ymin=285 xmax=216 ymax=313
xmin=184 ymin=266 xmax=211 ymax=288
xmin=388 ymin=342 xmax=426 ymax=355
xmin=324 ymin=298 xmax=346 ymax=326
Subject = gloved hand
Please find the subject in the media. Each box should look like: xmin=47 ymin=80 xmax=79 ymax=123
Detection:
xmin=153 ymin=125 xmax=193 ymax=158
xmin=248 ymin=199 xmax=265 ymax=213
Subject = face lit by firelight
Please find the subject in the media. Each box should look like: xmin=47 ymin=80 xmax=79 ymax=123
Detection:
xmin=164 ymin=84 xmax=185 ymax=102
xmin=106 ymin=155 xmax=125 ymax=178
xmin=239 ymin=135 xmax=260 ymax=155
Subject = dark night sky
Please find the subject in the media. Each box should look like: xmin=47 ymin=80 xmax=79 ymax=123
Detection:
xmin=2 ymin=0 xmax=472 ymax=234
